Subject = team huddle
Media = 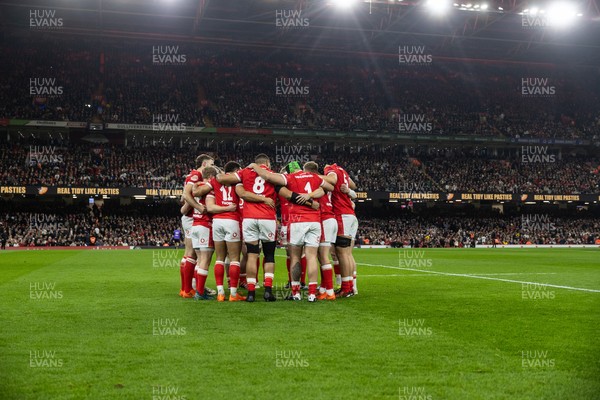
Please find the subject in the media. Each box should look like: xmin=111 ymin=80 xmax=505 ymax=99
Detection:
xmin=178 ymin=153 xmax=359 ymax=302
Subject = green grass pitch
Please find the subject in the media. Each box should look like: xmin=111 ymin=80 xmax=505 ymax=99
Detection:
xmin=1 ymin=248 xmax=599 ymax=400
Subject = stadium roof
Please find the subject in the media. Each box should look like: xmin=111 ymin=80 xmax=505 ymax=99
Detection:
xmin=1 ymin=0 xmax=600 ymax=65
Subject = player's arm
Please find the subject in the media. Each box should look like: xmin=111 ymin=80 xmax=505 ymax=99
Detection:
xmin=348 ymin=177 xmax=357 ymax=190
xmin=180 ymin=202 xmax=192 ymax=215
xmin=235 ymin=185 xmax=275 ymax=208
xmin=216 ymin=172 xmax=241 ymax=186
xmin=323 ymin=172 xmax=337 ymax=186
xmin=276 ymin=186 xmax=319 ymax=210
xmin=340 ymin=182 xmax=358 ymax=199
xmin=205 ymin=196 xmax=237 ymax=214
xmin=183 ymin=182 xmax=206 ymax=214
xmin=248 ymin=163 xmax=286 ymax=186
xmin=320 ymin=180 xmax=335 ymax=193
xmin=192 ymin=183 xmax=212 ymax=198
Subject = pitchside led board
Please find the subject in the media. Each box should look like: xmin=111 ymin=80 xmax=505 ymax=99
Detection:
xmin=1 ymin=185 xmax=598 ymax=203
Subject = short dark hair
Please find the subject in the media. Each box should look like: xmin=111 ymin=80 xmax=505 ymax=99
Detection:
xmin=255 ymin=153 xmax=270 ymax=165
xmin=202 ymin=166 xmax=217 ymax=179
xmin=224 ymin=161 xmax=241 ymax=173
xmin=195 ymin=154 xmax=213 ymax=168
xmin=303 ymin=161 xmax=319 ymax=173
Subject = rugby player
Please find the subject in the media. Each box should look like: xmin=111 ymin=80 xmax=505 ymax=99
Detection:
xmin=249 ymin=161 xmax=334 ymax=302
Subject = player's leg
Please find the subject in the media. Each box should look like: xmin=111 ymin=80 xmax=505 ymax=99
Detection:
xmin=335 ymin=236 xmax=354 ymax=298
xmin=279 ymin=223 xmax=292 ymax=288
xmin=304 ymin=222 xmax=322 ymax=302
xmin=333 ymin=215 xmax=353 ymax=297
xmin=317 ymin=245 xmax=335 ymax=300
xmin=300 ymin=252 xmax=307 ymax=289
xmin=242 ymin=219 xmax=260 ymax=302
xmin=240 ymin=243 xmax=248 ymax=288
xmin=194 ymin=226 xmax=215 ymax=300
xmin=319 ymin=217 xmax=337 ymax=299
xmin=225 ymin=220 xmax=245 ymax=301
xmin=258 ymin=219 xmax=277 ymax=302
xmin=181 ymin=217 xmax=197 ymax=297
xmin=330 ymin=245 xmax=341 ymax=287
xmin=288 ymin=244 xmax=304 ymax=300
xmin=344 ymin=215 xmax=359 ymax=295
xmin=212 ymin=221 xmax=228 ymax=302
xmin=213 ymin=240 xmax=227 ymax=301
xmin=350 ymin=239 xmax=358 ymax=294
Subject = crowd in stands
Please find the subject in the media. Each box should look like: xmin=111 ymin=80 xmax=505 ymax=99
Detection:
xmin=1 ymin=139 xmax=598 ymax=194
xmin=1 ymin=201 xmax=597 ymax=248
xmin=0 ymin=203 xmax=179 ymax=247
xmin=356 ymin=215 xmax=600 ymax=247
xmin=1 ymin=37 xmax=600 ymax=140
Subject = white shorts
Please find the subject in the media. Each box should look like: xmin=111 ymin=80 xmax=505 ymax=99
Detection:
xmin=181 ymin=216 xmax=193 ymax=239
xmin=289 ymin=222 xmax=321 ymax=247
xmin=279 ymin=224 xmax=289 ymax=246
xmin=191 ymin=225 xmax=213 ymax=250
xmin=321 ymin=218 xmax=338 ymax=246
xmin=212 ymin=219 xmax=241 ymax=242
xmin=242 ymin=219 xmax=277 ymax=243
xmin=336 ymin=214 xmax=358 ymax=239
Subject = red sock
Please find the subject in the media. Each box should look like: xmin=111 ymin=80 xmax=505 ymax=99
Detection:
xmin=333 ymin=262 xmax=341 ymax=277
xmin=308 ymin=282 xmax=318 ymax=295
xmin=264 ymin=272 xmax=274 ymax=288
xmin=342 ymin=276 xmax=352 ymax=292
xmin=196 ymin=269 xmax=208 ymax=295
xmin=247 ymin=278 xmax=256 ymax=292
xmin=214 ymin=261 xmax=225 ymax=287
xmin=286 ymin=257 xmax=291 ymax=283
xmin=183 ymin=258 xmax=196 ymax=292
xmin=321 ymin=265 xmax=334 ymax=290
xmin=291 ymin=281 xmax=301 ymax=296
xmin=240 ymin=273 xmax=247 ymax=285
xmin=300 ymin=256 xmax=307 ymax=283
xmin=229 ymin=262 xmax=240 ymax=289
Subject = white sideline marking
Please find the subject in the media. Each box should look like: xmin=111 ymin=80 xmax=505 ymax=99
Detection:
xmin=358 ymin=262 xmax=600 ymax=293
xmin=360 ymin=273 xmax=557 ymax=277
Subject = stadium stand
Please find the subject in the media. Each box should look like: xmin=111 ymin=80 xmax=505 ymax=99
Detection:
xmin=1 ymin=38 xmax=599 ymax=140
xmin=1 ymin=140 xmax=598 ymax=194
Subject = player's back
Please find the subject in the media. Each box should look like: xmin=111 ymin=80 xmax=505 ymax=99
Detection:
xmin=192 ymin=181 xmax=212 ymax=227
xmin=286 ymin=171 xmax=323 ymax=222
xmin=319 ymin=191 xmax=335 ymax=221
xmin=325 ymin=164 xmax=355 ymax=216
xmin=183 ymin=169 xmax=202 ymax=218
xmin=208 ymin=177 xmax=240 ymax=221
xmin=237 ymin=167 xmax=276 ymax=220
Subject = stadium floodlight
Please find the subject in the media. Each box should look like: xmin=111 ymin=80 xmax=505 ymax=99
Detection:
xmin=480 ymin=3 xmax=488 ymax=10
xmin=425 ymin=0 xmax=451 ymax=15
xmin=529 ymin=7 xmax=539 ymax=15
xmin=547 ymin=1 xmax=579 ymax=28
xmin=331 ymin=0 xmax=358 ymax=9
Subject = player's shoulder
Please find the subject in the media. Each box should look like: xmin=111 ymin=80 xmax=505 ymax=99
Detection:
xmin=189 ymin=169 xmax=202 ymax=182
xmin=239 ymin=167 xmax=253 ymax=177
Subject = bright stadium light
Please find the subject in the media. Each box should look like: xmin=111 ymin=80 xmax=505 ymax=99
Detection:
xmin=480 ymin=3 xmax=488 ymax=10
xmin=547 ymin=2 xmax=579 ymax=28
xmin=425 ymin=0 xmax=451 ymax=15
xmin=331 ymin=0 xmax=358 ymax=9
